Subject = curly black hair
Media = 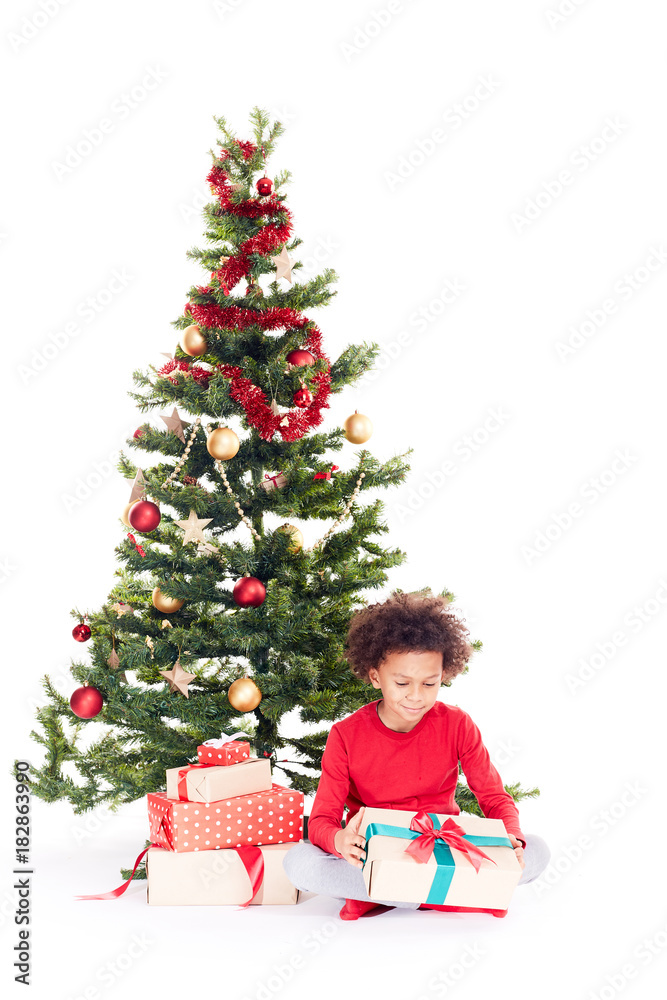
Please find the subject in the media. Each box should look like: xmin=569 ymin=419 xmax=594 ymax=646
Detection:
xmin=344 ymin=588 xmax=474 ymax=684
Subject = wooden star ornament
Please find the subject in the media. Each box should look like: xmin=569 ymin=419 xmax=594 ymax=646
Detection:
xmin=271 ymin=247 xmax=294 ymax=283
xmin=176 ymin=510 xmax=213 ymax=544
xmin=160 ymin=407 xmax=188 ymax=443
xmin=159 ymin=659 xmax=196 ymax=697
xmin=128 ymin=470 xmax=147 ymax=504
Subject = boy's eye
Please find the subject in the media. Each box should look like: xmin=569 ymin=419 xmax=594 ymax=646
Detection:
xmin=396 ymin=682 xmax=436 ymax=687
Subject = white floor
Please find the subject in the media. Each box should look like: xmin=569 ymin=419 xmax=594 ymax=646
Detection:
xmin=6 ymin=792 xmax=662 ymax=1000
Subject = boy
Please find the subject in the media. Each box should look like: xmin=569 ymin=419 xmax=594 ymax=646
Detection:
xmin=282 ymin=589 xmax=550 ymax=919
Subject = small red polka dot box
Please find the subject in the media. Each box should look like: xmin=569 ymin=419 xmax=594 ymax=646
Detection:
xmin=147 ymin=782 xmax=304 ymax=854
xmin=196 ymin=731 xmax=252 ymax=766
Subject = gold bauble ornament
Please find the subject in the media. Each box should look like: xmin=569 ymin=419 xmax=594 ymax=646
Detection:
xmin=276 ymin=523 xmax=304 ymax=553
xmin=180 ymin=325 xmax=207 ymax=357
xmin=227 ymin=677 xmax=262 ymax=712
xmin=151 ymin=586 xmax=185 ymax=614
xmin=207 ymin=427 xmax=240 ymax=461
xmin=344 ymin=411 xmax=373 ymax=444
xmin=121 ymin=499 xmax=142 ymax=528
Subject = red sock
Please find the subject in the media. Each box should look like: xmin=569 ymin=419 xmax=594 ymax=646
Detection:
xmin=339 ymin=898 xmax=395 ymax=920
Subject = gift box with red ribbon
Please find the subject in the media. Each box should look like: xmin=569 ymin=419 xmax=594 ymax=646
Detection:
xmin=258 ymin=471 xmax=287 ymax=492
xmin=147 ymin=782 xmax=304 ymax=854
xmin=166 ymin=755 xmax=272 ymax=804
xmin=358 ymin=808 xmax=522 ymax=913
xmin=196 ymin=731 xmax=252 ymax=766
xmin=146 ymin=842 xmax=302 ymax=906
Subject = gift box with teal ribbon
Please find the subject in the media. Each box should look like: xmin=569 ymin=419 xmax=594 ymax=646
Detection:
xmin=359 ymin=808 xmax=522 ymax=910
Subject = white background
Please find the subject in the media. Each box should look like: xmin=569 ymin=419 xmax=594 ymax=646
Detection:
xmin=3 ymin=1 xmax=666 ymax=998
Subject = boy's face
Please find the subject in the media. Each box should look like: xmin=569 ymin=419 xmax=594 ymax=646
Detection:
xmin=368 ymin=649 xmax=444 ymax=732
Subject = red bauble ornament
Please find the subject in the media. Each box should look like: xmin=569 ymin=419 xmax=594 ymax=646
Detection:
xmin=72 ymin=623 xmax=91 ymax=642
xmin=133 ymin=427 xmax=144 ymax=439
xmin=293 ymin=388 xmax=313 ymax=408
xmin=128 ymin=500 xmax=161 ymax=533
xmin=256 ymin=176 xmax=273 ymax=196
xmin=233 ymin=576 xmax=266 ymax=608
xmin=70 ymin=685 xmax=104 ymax=719
xmin=286 ymin=350 xmax=315 ymax=367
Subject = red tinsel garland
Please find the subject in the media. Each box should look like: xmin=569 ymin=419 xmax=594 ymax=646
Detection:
xmin=219 ymin=326 xmax=330 ymax=442
xmin=191 ymin=304 xmax=311 ymax=334
xmin=157 ymin=358 xmax=213 ymax=386
xmin=234 ymin=139 xmax=257 ymax=160
xmin=206 ymin=166 xmax=292 ymax=290
xmin=181 ymin=153 xmax=333 ymax=441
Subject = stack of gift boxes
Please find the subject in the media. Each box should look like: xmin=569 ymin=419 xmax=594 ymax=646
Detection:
xmin=145 ymin=733 xmax=304 ymax=905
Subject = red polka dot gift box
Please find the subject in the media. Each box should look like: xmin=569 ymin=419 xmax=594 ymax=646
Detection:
xmin=147 ymin=782 xmax=304 ymax=854
xmin=196 ymin=733 xmax=252 ymax=766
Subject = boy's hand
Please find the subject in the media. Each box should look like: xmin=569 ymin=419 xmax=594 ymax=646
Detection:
xmin=334 ymin=807 xmax=367 ymax=868
xmin=509 ymin=834 xmax=525 ymax=870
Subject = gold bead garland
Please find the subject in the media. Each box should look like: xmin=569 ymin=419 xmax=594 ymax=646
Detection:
xmin=157 ymin=415 xmax=367 ymax=552
xmin=161 ymin=416 xmax=202 ymax=489
xmin=305 ymin=468 xmax=366 ymax=553
xmin=205 ymin=424 xmax=262 ymax=542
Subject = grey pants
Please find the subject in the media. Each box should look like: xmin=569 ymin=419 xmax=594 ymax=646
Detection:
xmin=282 ymin=834 xmax=551 ymax=909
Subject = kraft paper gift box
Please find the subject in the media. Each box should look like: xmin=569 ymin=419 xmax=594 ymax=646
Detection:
xmin=165 ymin=755 xmax=272 ymax=803
xmin=358 ymin=808 xmax=522 ymax=911
xmin=147 ymin=782 xmax=305 ymax=854
xmin=146 ymin=842 xmax=302 ymax=905
xmin=196 ymin=735 xmax=252 ymax=766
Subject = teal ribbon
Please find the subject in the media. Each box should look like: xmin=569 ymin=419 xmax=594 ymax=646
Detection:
xmin=362 ymin=814 xmax=513 ymax=904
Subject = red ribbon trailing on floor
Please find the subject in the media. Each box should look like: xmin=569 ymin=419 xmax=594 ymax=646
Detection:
xmin=75 ymin=842 xmax=161 ymax=900
xmin=75 ymin=818 xmax=265 ymax=907
xmin=404 ymin=813 xmax=496 ymax=871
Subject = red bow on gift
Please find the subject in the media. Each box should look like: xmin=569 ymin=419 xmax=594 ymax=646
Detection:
xmin=313 ymin=465 xmax=339 ymax=481
xmin=263 ymin=471 xmax=286 ymax=487
xmin=404 ymin=812 xmax=497 ymax=872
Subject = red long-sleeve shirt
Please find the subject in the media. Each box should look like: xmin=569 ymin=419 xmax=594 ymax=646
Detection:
xmin=307 ymin=698 xmax=526 ymax=857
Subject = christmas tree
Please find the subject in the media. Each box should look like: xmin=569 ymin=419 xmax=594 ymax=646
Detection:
xmin=28 ymin=108 xmax=538 ymax=827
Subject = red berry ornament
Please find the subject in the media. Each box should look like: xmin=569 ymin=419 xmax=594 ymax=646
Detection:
xmin=286 ymin=350 xmax=315 ymax=367
xmin=128 ymin=500 xmax=161 ymax=533
xmin=233 ymin=576 xmax=266 ymax=608
xmin=70 ymin=685 xmax=104 ymax=719
xmin=72 ymin=623 xmax=91 ymax=642
xmin=256 ymin=177 xmax=273 ymax=196
xmin=133 ymin=427 xmax=144 ymax=439
xmin=293 ymin=388 xmax=313 ymax=408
